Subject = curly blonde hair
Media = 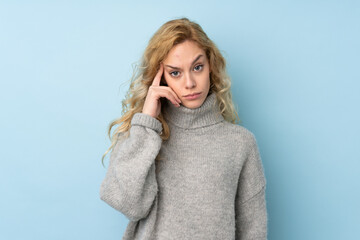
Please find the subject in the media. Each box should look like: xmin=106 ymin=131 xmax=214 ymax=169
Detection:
xmin=101 ymin=17 xmax=241 ymax=167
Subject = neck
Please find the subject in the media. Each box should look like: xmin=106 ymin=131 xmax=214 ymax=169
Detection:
xmin=162 ymin=92 xmax=224 ymax=129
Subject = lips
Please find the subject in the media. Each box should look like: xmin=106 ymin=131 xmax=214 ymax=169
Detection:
xmin=184 ymin=92 xmax=201 ymax=97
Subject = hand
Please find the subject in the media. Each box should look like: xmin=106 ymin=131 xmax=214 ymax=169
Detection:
xmin=142 ymin=63 xmax=182 ymax=118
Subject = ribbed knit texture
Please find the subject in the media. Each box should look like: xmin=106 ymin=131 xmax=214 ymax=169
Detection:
xmin=100 ymin=92 xmax=268 ymax=240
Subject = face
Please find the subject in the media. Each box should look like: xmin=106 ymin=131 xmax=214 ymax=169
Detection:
xmin=162 ymin=40 xmax=211 ymax=109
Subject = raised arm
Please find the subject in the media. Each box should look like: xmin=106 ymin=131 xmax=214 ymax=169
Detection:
xmin=235 ymin=133 xmax=268 ymax=240
xmin=99 ymin=112 xmax=163 ymax=221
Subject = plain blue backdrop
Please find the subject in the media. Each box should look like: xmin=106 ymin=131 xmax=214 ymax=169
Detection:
xmin=1 ymin=1 xmax=359 ymax=239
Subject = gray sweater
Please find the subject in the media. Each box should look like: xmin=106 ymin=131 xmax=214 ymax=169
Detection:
xmin=99 ymin=92 xmax=268 ymax=240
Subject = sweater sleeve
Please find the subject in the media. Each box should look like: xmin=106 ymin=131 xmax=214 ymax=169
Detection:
xmin=99 ymin=113 xmax=163 ymax=222
xmin=235 ymin=133 xmax=268 ymax=240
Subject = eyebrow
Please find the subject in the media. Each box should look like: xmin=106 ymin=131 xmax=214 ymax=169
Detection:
xmin=165 ymin=54 xmax=204 ymax=70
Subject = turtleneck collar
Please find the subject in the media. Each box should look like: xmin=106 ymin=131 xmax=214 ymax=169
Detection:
xmin=162 ymin=92 xmax=224 ymax=129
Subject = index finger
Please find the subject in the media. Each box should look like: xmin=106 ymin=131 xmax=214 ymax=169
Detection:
xmin=151 ymin=63 xmax=164 ymax=86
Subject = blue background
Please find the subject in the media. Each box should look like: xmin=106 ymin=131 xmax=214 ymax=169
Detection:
xmin=1 ymin=1 xmax=359 ymax=239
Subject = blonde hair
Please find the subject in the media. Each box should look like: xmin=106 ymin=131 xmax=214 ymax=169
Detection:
xmin=101 ymin=17 xmax=241 ymax=167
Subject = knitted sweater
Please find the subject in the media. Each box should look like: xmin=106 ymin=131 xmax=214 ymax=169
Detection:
xmin=99 ymin=92 xmax=268 ymax=240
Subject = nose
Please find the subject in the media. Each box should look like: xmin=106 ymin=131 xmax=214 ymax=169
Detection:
xmin=184 ymin=72 xmax=196 ymax=89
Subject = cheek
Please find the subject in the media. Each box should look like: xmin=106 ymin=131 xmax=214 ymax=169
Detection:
xmin=199 ymin=71 xmax=210 ymax=84
xmin=163 ymin=75 xmax=179 ymax=90
xmin=168 ymin=82 xmax=180 ymax=91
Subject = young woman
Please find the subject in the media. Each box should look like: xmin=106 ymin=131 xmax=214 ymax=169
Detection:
xmin=100 ymin=17 xmax=268 ymax=240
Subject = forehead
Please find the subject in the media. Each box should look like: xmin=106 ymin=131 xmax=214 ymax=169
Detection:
xmin=164 ymin=40 xmax=206 ymax=64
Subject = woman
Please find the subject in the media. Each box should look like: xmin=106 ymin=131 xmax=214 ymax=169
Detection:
xmin=100 ymin=17 xmax=268 ymax=240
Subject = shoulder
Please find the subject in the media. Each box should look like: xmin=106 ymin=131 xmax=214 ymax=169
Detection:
xmin=221 ymin=120 xmax=256 ymax=141
xmin=219 ymin=120 xmax=258 ymax=152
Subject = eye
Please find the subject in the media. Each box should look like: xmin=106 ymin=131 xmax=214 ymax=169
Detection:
xmin=170 ymin=71 xmax=180 ymax=77
xmin=194 ymin=64 xmax=203 ymax=72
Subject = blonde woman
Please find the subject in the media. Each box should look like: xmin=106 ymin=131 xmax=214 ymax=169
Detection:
xmin=99 ymin=17 xmax=268 ymax=240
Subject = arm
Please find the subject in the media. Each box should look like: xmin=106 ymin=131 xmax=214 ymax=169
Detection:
xmin=99 ymin=113 xmax=163 ymax=221
xmin=235 ymin=133 xmax=268 ymax=240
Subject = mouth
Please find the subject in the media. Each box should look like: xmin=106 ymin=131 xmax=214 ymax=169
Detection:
xmin=183 ymin=92 xmax=202 ymax=100
xmin=183 ymin=92 xmax=201 ymax=97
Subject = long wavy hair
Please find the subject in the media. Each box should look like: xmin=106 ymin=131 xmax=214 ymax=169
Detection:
xmin=101 ymin=17 xmax=241 ymax=167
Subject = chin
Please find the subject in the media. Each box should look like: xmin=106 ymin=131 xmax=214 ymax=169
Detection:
xmin=183 ymin=99 xmax=206 ymax=109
